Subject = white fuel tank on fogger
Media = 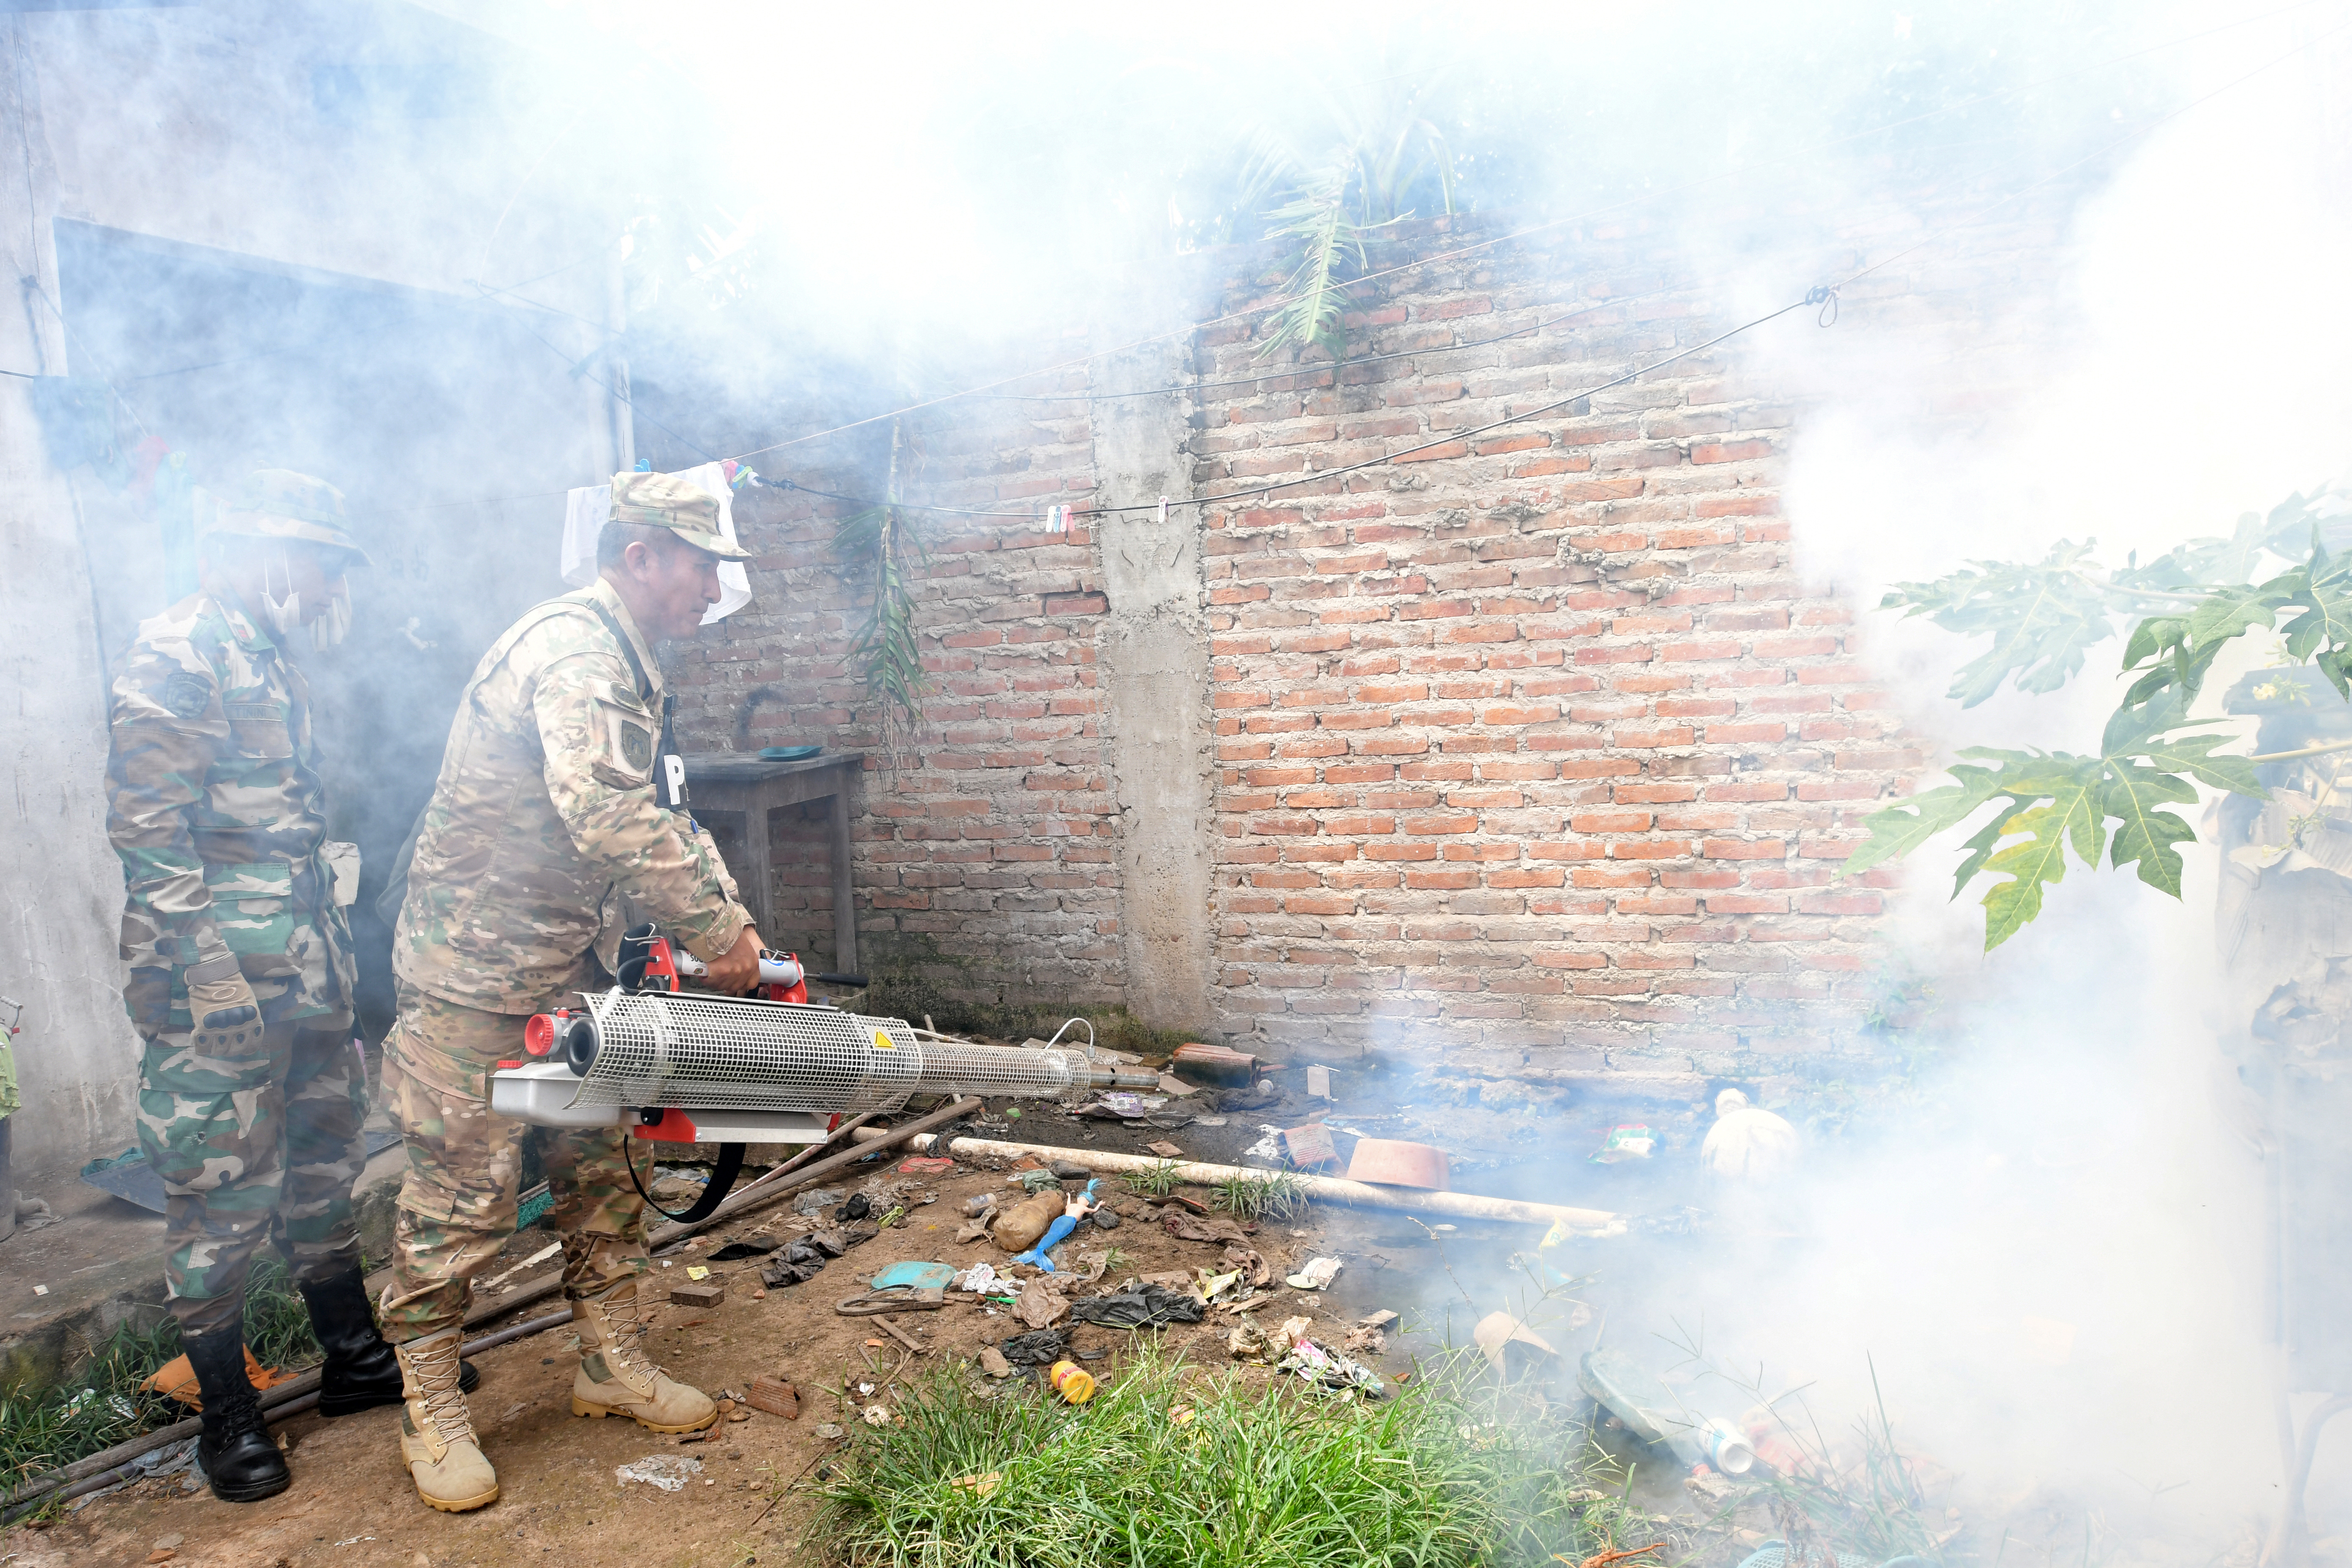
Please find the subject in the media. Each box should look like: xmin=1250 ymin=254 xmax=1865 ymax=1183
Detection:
xmin=485 ymin=980 xmax=1161 ymax=1222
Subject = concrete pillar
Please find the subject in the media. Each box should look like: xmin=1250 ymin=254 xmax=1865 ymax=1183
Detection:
xmin=1089 ymin=344 xmax=1214 ymax=1031
xmin=0 ymin=17 xmax=142 ymax=1175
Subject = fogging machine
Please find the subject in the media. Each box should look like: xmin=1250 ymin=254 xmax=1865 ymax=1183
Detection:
xmin=487 ymin=925 xmax=1157 ymax=1221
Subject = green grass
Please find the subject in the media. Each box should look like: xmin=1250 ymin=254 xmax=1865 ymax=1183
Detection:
xmin=1211 ymin=1172 xmax=1307 ymax=1223
xmin=0 ymin=1255 xmax=324 ymax=1500
xmin=817 ymin=1348 xmax=1674 ymax=1568
xmin=1123 ymin=1160 xmax=1185 ymax=1200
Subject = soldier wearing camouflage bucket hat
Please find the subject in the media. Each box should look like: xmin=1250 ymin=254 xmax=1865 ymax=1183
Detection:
xmin=377 ymin=468 xmax=760 ymax=1512
xmin=105 ymin=468 xmax=477 ymax=1505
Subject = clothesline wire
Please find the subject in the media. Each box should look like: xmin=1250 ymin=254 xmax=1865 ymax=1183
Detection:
xmin=348 ymin=251 xmax=1794 ymax=524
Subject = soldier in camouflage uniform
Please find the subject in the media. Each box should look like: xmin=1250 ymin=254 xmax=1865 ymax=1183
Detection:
xmin=106 ymin=470 xmax=463 ymax=1505
xmin=381 ymin=470 xmax=762 ymax=1512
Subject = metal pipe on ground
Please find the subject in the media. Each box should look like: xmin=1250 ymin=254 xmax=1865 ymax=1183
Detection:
xmin=905 ymin=1135 xmax=1626 ymax=1236
xmin=0 ymin=1100 xmax=983 ymax=1523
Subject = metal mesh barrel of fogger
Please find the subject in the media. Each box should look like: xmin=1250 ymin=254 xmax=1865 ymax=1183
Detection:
xmin=561 ymin=991 xmax=1091 ymax=1114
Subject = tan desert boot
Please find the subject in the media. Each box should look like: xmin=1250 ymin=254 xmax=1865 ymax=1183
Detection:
xmin=393 ymin=1328 xmax=498 ymax=1512
xmin=570 ymin=1278 xmax=717 ymax=1433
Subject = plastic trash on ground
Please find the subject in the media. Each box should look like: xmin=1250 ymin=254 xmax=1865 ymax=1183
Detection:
xmin=1590 ymin=1125 xmax=1656 ymax=1163
xmin=616 ymin=1454 xmax=704 ymax=1492
xmin=1286 ymin=1256 xmax=1342 ymax=1290
xmin=1277 ymin=1334 xmax=1386 ymax=1398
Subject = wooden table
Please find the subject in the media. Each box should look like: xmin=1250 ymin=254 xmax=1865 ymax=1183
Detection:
xmin=681 ymin=752 xmax=863 ymax=973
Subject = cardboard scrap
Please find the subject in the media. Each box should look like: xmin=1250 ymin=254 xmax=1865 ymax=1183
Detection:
xmin=1145 ymin=1140 xmax=1185 ymax=1159
xmin=1281 ymin=1123 xmax=1338 ymax=1169
xmin=1471 ymin=1311 xmax=1557 ymax=1375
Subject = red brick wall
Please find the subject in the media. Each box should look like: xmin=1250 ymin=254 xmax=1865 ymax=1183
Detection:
xmin=664 ymin=378 xmax=1125 ymax=1002
xmin=665 ymin=204 xmax=2069 ymax=1099
xmin=1189 ymin=226 xmax=1914 ymax=1096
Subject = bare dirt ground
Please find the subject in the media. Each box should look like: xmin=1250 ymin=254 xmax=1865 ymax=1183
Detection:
xmin=2 ymin=1132 xmax=1467 ymax=1568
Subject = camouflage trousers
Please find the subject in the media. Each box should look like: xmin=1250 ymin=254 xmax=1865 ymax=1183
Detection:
xmin=379 ymin=984 xmax=647 ymax=1342
xmin=135 ymin=1019 xmax=366 ymax=1337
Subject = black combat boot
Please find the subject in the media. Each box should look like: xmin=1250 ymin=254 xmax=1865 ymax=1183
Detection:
xmin=184 ymin=1325 xmax=291 ymax=1503
xmin=299 ymin=1268 xmax=479 ymax=1417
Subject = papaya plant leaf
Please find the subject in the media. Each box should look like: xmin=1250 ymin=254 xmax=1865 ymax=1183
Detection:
xmin=1850 ymin=489 xmax=2339 ymax=953
xmin=1879 ymin=542 xmax=2117 ymax=707
xmin=1839 ymin=766 xmax=2002 ymax=882
xmin=1977 ymin=787 xmax=2098 ymax=950
xmin=2100 ymin=758 xmax=2200 ymax=896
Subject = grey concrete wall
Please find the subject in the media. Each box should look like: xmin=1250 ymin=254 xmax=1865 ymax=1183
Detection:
xmin=0 ymin=16 xmax=142 ymax=1175
xmin=1089 ymin=345 xmax=1216 ymax=1030
xmin=0 ymin=6 xmax=620 ymax=1173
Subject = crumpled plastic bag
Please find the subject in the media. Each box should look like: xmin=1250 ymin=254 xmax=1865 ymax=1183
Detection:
xmin=1067 ymin=1283 xmax=1205 ymax=1329
xmin=1277 ymin=1335 xmax=1386 ymax=1399
xmin=616 ymin=1454 xmax=704 ymax=1492
xmin=999 ymin=1328 xmax=1071 ymax=1366
xmin=1015 ymin=1279 xmax=1069 ymax=1329
xmin=761 ymin=1238 xmax=830 ymax=1287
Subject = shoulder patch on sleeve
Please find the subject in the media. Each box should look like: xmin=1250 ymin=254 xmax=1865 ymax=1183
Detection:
xmin=585 ymin=695 xmax=658 ymax=789
xmin=162 ymin=670 xmax=212 ymax=720
xmin=618 ymin=717 xmax=653 ymax=772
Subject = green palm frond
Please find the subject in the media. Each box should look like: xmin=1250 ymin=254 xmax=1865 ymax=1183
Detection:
xmin=833 ymin=420 xmax=931 ymax=768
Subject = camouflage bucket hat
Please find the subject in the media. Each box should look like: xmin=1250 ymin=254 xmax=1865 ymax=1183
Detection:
xmin=609 ymin=470 xmax=751 ymax=561
xmin=202 ymin=469 xmax=372 ymax=566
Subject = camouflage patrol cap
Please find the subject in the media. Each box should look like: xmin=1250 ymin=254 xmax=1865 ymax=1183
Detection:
xmin=203 ymin=469 xmax=372 ymax=566
xmin=608 ymin=470 xmax=751 ymax=561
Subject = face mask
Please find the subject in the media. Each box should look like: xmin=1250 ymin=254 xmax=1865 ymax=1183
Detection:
xmin=256 ymin=546 xmax=303 ymax=638
xmin=311 ymin=583 xmax=351 ymax=650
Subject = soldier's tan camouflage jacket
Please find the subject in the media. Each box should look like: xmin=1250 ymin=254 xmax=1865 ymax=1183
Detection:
xmin=106 ymin=588 xmax=354 ymax=1032
xmin=395 ymin=577 xmax=751 ymax=1012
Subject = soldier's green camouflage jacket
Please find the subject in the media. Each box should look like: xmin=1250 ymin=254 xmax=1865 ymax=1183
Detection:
xmin=394 ymin=577 xmax=751 ymax=1011
xmin=106 ymin=588 xmax=354 ymax=1035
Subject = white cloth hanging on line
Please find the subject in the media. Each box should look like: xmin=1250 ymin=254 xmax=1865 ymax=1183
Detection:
xmin=559 ymin=462 xmax=751 ymax=625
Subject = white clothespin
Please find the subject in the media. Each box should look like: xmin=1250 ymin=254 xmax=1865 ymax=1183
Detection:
xmin=1158 ymin=495 xmax=1169 ymax=523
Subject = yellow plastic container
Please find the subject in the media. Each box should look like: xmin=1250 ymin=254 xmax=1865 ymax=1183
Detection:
xmin=1048 ymin=1360 xmax=1095 ymax=1405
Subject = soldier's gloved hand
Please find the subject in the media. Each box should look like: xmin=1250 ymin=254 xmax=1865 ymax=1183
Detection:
xmin=701 ymin=925 xmax=765 ymax=993
xmin=183 ymin=956 xmax=263 ymax=1055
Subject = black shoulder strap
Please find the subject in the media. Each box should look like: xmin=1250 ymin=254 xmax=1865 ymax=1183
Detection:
xmin=584 ymin=597 xmax=653 ymax=702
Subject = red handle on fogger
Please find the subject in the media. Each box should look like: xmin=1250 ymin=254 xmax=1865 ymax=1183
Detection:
xmin=663 ymin=940 xmax=808 ymax=1002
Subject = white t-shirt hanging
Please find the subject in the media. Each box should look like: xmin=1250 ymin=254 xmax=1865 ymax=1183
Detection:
xmin=559 ymin=463 xmax=751 ymax=625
